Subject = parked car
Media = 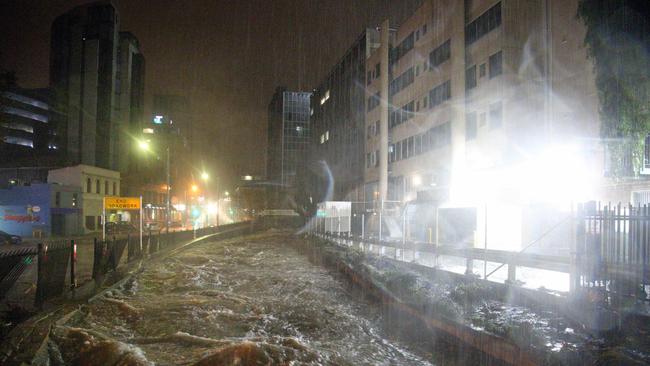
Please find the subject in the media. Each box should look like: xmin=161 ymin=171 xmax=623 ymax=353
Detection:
xmin=144 ymin=222 xmax=162 ymax=231
xmin=105 ymin=221 xmax=138 ymax=235
xmin=0 ymin=230 xmax=22 ymax=245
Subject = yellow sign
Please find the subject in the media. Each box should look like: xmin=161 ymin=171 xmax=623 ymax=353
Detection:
xmin=104 ymin=197 xmax=141 ymax=210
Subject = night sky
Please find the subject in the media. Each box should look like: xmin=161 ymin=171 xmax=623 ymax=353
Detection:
xmin=0 ymin=0 xmax=419 ymax=189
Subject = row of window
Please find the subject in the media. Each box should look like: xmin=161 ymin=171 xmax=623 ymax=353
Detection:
xmin=367 ymin=91 xmax=381 ymax=111
xmin=389 ymin=122 xmax=451 ymax=163
xmin=429 ymin=40 xmax=451 ymax=69
xmin=466 ymin=2 xmax=502 ymax=46
xmin=466 ymin=51 xmax=503 ymax=90
xmin=390 ymin=32 xmax=415 ymax=64
xmin=389 ymin=67 xmax=415 ymax=97
xmin=390 ymin=100 xmax=415 ymax=128
xmin=86 ymin=177 xmax=118 ymax=196
xmin=465 ymin=102 xmax=503 ymax=140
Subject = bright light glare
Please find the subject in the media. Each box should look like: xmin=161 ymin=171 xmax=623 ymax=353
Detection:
xmin=201 ymin=172 xmax=209 ymax=181
xmin=412 ymin=174 xmax=422 ymax=187
xmin=191 ymin=184 xmax=198 ymax=192
xmin=138 ymin=140 xmax=150 ymax=151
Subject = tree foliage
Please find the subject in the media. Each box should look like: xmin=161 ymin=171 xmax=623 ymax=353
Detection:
xmin=578 ymin=0 xmax=650 ymax=177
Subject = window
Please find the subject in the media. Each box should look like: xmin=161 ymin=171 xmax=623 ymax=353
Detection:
xmin=429 ymin=80 xmax=451 ymax=109
xmin=489 ymin=51 xmax=503 ymax=78
xmin=325 ymin=130 xmax=329 ymax=141
xmin=479 ymin=63 xmax=487 ymax=77
xmin=96 ymin=179 xmax=100 ymax=194
xmin=55 ymin=192 xmax=61 ymax=207
xmin=390 ymin=100 xmax=415 ymax=128
xmin=86 ymin=178 xmax=91 ymax=193
xmin=416 ymin=65 xmax=420 ymax=77
xmin=466 ymin=65 xmax=477 ymax=90
xmin=422 ymin=23 xmax=427 ymax=35
xmin=396 ymin=141 xmax=402 ymax=161
xmin=391 ymin=32 xmax=414 ymax=63
xmin=72 ymin=193 xmax=78 ymax=207
xmin=389 ymin=67 xmax=414 ymax=96
xmin=466 ymin=2 xmax=502 ymax=45
xmin=105 ymin=181 xmax=109 ymax=195
xmin=320 ymin=134 xmax=325 ymax=144
xmin=367 ymin=125 xmax=372 ymax=139
xmin=374 ymin=121 xmax=380 ymax=136
xmin=401 ymin=140 xmax=408 ymax=159
xmin=374 ymin=150 xmax=379 ymax=167
xmin=113 ymin=182 xmax=117 ymax=195
xmin=367 ymin=91 xmax=381 ymax=111
xmin=466 ymin=112 xmax=478 ymax=140
xmin=429 ymin=40 xmax=450 ymax=69
xmin=367 ymin=71 xmax=372 ymax=85
xmin=375 ymin=63 xmax=380 ymax=78
xmin=389 ymin=144 xmax=395 ymax=162
xmin=422 ymin=95 xmax=428 ymax=108
xmin=415 ymin=135 xmax=422 ymax=155
xmin=407 ymin=136 xmax=414 ymax=158
xmin=97 ymin=216 xmax=102 ymax=229
xmin=416 ymin=100 xmax=420 ymax=112
xmin=489 ymin=102 xmax=503 ymax=129
xmin=320 ymin=90 xmax=330 ymax=105
xmin=645 ymin=135 xmax=650 ymax=171
xmin=416 ymin=30 xmax=420 ymax=41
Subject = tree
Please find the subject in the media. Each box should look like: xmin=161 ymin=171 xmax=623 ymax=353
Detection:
xmin=578 ymin=0 xmax=650 ymax=177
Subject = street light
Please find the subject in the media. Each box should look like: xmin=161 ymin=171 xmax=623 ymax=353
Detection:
xmin=137 ymin=138 xmax=171 ymax=234
xmin=191 ymin=184 xmax=199 ymax=193
xmin=201 ymin=172 xmax=209 ymax=181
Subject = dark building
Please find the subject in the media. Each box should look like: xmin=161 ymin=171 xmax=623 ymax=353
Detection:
xmin=266 ymin=87 xmax=311 ymax=188
xmin=114 ymin=31 xmax=145 ymax=176
xmin=50 ymin=1 xmax=119 ymax=170
xmin=309 ymin=29 xmax=380 ymax=202
xmin=0 ymin=88 xmax=62 ymax=166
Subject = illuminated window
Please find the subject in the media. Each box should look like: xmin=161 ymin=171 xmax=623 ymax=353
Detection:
xmin=320 ymin=90 xmax=330 ymax=105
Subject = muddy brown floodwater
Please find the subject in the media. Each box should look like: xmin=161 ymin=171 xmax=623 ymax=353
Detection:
xmin=50 ymin=230 xmax=438 ymax=365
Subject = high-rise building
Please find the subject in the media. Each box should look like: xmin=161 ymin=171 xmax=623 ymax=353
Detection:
xmin=267 ymin=87 xmax=311 ymax=188
xmin=0 ymin=88 xmax=62 ymax=166
xmin=114 ymin=32 xmax=145 ymax=176
xmin=50 ymin=1 xmax=120 ymax=170
xmin=309 ymin=29 xmax=380 ymax=202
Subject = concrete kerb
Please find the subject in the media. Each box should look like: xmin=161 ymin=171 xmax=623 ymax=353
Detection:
xmin=0 ymin=223 xmax=254 ymax=366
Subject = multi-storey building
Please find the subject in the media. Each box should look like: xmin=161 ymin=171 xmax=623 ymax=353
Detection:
xmin=267 ymin=87 xmax=311 ymax=188
xmin=50 ymin=1 xmax=120 ymax=170
xmin=114 ymin=32 xmax=145 ymax=177
xmin=0 ymin=88 xmax=62 ymax=166
xmin=309 ymin=29 xmax=379 ymax=202
xmin=365 ymin=0 xmax=604 ymax=206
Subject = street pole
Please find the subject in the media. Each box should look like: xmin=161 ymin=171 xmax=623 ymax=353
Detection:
xmin=166 ymin=145 xmax=171 ymax=235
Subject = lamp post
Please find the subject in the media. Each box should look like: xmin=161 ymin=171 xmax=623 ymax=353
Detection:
xmin=138 ymin=139 xmax=171 ymax=234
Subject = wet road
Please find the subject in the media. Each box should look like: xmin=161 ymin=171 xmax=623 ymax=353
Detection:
xmin=53 ymin=230 xmax=433 ymax=365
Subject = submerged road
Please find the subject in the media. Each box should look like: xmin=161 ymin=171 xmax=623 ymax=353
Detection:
xmin=51 ymin=230 xmax=436 ymax=365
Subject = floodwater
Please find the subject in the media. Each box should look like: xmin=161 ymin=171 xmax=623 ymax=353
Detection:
xmin=50 ymin=230 xmax=434 ymax=365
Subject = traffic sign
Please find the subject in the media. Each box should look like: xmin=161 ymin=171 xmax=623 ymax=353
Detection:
xmin=104 ymin=197 xmax=141 ymax=210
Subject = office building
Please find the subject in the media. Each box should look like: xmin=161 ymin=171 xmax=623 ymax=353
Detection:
xmin=0 ymin=88 xmax=62 ymax=166
xmin=309 ymin=29 xmax=380 ymax=202
xmin=114 ymin=32 xmax=145 ymax=177
xmin=50 ymin=1 xmax=120 ymax=170
xmin=365 ymin=0 xmax=607 ymax=205
xmin=267 ymin=87 xmax=311 ymax=188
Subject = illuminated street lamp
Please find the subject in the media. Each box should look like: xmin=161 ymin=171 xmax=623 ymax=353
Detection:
xmin=137 ymin=138 xmax=171 ymax=234
xmin=191 ymin=184 xmax=199 ymax=193
xmin=201 ymin=172 xmax=209 ymax=181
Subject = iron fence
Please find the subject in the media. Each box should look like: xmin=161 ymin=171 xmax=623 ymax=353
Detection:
xmin=578 ymin=202 xmax=650 ymax=305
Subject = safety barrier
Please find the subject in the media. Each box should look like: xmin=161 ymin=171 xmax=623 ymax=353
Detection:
xmin=0 ymin=222 xmax=250 ymax=309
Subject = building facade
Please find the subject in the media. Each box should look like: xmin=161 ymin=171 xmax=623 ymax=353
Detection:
xmin=309 ymin=29 xmax=379 ymax=203
xmin=0 ymin=88 xmax=62 ymax=166
xmin=364 ymin=0 xmax=605 ymax=206
xmin=267 ymin=87 xmax=311 ymax=188
xmin=48 ymin=164 xmax=120 ymax=233
xmin=50 ymin=1 xmax=120 ymax=170
xmin=0 ymin=183 xmax=82 ymax=238
xmin=114 ymin=32 xmax=145 ymax=177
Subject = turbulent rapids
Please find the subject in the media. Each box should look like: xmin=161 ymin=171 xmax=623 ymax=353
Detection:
xmin=49 ymin=231 xmax=433 ymax=365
